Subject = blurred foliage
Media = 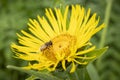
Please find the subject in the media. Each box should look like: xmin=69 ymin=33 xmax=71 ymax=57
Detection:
xmin=0 ymin=0 xmax=120 ymax=80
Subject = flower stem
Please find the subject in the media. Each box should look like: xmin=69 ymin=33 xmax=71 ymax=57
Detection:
xmin=81 ymin=68 xmax=86 ymax=80
xmin=97 ymin=0 xmax=113 ymax=70
xmin=99 ymin=0 xmax=113 ymax=48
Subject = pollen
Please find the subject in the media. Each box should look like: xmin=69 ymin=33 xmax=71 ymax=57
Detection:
xmin=41 ymin=34 xmax=77 ymax=62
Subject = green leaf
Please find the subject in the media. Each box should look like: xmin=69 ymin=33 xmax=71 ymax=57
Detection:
xmin=25 ymin=75 xmax=38 ymax=80
xmin=7 ymin=65 xmax=61 ymax=80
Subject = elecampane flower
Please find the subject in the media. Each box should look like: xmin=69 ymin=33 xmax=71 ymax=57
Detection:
xmin=11 ymin=5 xmax=104 ymax=73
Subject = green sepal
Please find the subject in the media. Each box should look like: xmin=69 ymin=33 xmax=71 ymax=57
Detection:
xmin=85 ymin=47 xmax=108 ymax=62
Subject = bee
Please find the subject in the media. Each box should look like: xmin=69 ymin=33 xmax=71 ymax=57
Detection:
xmin=40 ymin=41 xmax=52 ymax=51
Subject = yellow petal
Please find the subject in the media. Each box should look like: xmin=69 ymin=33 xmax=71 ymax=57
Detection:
xmin=37 ymin=16 xmax=56 ymax=38
xmin=62 ymin=60 xmax=66 ymax=70
xmin=70 ymin=62 xmax=76 ymax=73
xmin=76 ymin=46 xmax=96 ymax=55
xmin=45 ymin=9 xmax=60 ymax=34
xmin=28 ymin=19 xmax=50 ymax=42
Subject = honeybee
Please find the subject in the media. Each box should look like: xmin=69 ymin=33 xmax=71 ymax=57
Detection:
xmin=40 ymin=41 xmax=52 ymax=51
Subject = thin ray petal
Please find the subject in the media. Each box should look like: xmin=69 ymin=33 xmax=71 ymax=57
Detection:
xmin=37 ymin=16 xmax=56 ymax=38
xmin=76 ymin=46 xmax=96 ymax=55
xmin=62 ymin=60 xmax=66 ymax=70
xmin=45 ymin=9 xmax=60 ymax=34
xmin=70 ymin=62 xmax=76 ymax=73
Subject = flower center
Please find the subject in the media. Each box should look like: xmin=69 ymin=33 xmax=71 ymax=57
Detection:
xmin=40 ymin=34 xmax=76 ymax=62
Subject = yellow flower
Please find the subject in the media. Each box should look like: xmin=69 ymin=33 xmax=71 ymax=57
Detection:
xmin=11 ymin=5 xmax=104 ymax=73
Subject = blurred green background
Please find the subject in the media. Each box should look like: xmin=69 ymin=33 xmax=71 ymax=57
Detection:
xmin=0 ymin=0 xmax=120 ymax=80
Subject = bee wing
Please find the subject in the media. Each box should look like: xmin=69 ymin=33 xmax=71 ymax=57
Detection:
xmin=40 ymin=44 xmax=47 ymax=51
